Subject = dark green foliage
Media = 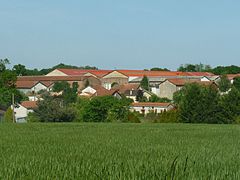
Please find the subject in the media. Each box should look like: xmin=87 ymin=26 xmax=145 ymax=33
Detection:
xmin=233 ymin=77 xmax=240 ymax=90
xmin=140 ymin=75 xmax=149 ymax=91
xmin=3 ymin=107 xmax=13 ymax=123
xmin=26 ymin=112 xmax=41 ymax=123
xmin=35 ymin=98 xmax=76 ymax=122
xmin=150 ymin=67 xmax=170 ymax=71
xmin=154 ymin=110 xmax=179 ymax=123
xmin=12 ymin=64 xmax=27 ymax=76
xmin=52 ymin=81 xmax=70 ymax=92
xmin=175 ymin=83 xmax=224 ymax=123
xmin=220 ymin=87 xmax=240 ymax=122
xmin=0 ymin=59 xmax=25 ymax=108
xmin=218 ymin=75 xmax=231 ymax=92
xmin=136 ymin=89 xmax=147 ymax=102
xmin=149 ymin=95 xmax=171 ymax=103
xmin=178 ymin=63 xmax=212 ymax=72
xmin=79 ymin=96 xmax=132 ymax=122
xmin=128 ymin=111 xmax=141 ymax=123
xmin=211 ymin=65 xmax=240 ymax=75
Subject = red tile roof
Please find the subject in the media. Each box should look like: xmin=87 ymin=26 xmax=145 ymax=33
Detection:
xmin=21 ymin=101 xmax=38 ymax=109
xmin=53 ymin=69 xmax=215 ymax=78
xmin=57 ymin=69 xmax=112 ymax=77
xmin=167 ymin=78 xmax=216 ymax=86
xmin=113 ymin=83 xmax=140 ymax=94
xmin=227 ymin=74 xmax=240 ymax=80
xmin=131 ymin=102 xmax=171 ymax=107
xmin=16 ymin=81 xmax=38 ymax=88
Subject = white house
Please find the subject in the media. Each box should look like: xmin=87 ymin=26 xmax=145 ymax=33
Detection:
xmin=130 ymin=102 xmax=174 ymax=114
xmin=14 ymin=101 xmax=37 ymax=123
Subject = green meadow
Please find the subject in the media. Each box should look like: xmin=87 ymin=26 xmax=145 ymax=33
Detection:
xmin=0 ymin=123 xmax=240 ymax=179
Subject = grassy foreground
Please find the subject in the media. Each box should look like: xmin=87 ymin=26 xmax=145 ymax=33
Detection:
xmin=0 ymin=123 xmax=240 ymax=179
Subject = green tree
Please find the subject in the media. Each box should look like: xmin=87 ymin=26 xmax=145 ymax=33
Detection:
xmin=150 ymin=67 xmax=170 ymax=71
xmin=3 ymin=107 xmax=13 ymax=123
xmin=140 ymin=75 xmax=149 ymax=91
xmin=149 ymin=95 xmax=171 ymax=103
xmin=12 ymin=64 xmax=27 ymax=76
xmin=0 ymin=58 xmax=10 ymax=72
xmin=176 ymin=83 xmax=223 ymax=123
xmin=35 ymin=97 xmax=76 ymax=122
xmin=218 ymin=75 xmax=231 ymax=92
xmin=52 ymin=81 xmax=70 ymax=92
xmin=233 ymin=77 xmax=240 ymax=91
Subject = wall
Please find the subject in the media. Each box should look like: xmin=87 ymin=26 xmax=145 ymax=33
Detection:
xmin=159 ymin=81 xmax=177 ymax=100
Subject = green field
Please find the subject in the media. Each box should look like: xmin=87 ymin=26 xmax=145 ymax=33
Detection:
xmin=0 ymin=123 xmax=240 ymax=179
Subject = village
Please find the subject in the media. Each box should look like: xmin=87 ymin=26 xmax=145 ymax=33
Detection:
xmin=11 ymin=68 xmax=240 ymax=122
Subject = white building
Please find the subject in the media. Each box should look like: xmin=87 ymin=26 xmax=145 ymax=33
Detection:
xmin=130 ymin=102 xmax=174 ymax=114
xmin=14 ymin=101 xmax=37 ymax=123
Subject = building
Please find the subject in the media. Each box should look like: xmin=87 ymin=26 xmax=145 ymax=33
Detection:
xmin=79 ymin=85 xmax=122 ymax=99
xmin=130 ymin=102 xmax=174 ymax=114
xmin=14 ymin=101 xmax=38 ymax=123
xmin=159 ymin=79 xmax=217 ymax=99
xmin=16 ymin=76 xmax=101 ymax=95
xmin=227 ymin=74 xmax=240 ymax=84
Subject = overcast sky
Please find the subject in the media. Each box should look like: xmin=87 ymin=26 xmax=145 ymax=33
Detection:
xmin=0 ymin=0 xmax=240 ymax=70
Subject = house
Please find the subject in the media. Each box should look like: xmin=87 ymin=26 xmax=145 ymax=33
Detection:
xmin=14 ymin=101 xmax=38 ymax=123
xmin=79 ymin=85 xmax=122 ymax=99
xmin=227 ymin=74 xmax=240 ymax=84
xmin=16 ymin=76 xmax=101 ymax=95
xmin=159 ymin=79 xmax=217 ymax=100
xmin=130 ymin=102 xmax=174 ymax=114
xmin=16 ymin=81 xmax=53 ymax=94
xmin=112 ymin=83 xmax=153 ymax=102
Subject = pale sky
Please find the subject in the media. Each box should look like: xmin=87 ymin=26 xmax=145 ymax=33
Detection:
xmin=0 ymin=0 xmax=240 ymax=70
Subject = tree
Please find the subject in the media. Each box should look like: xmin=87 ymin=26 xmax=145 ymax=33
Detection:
xmin=175 ymin=83 xmax=223 ymax=123
xmin=3 ymin=107 xmax=13 ymax=123
xmin=218 ymin=75 xmax=231 ymax=92
xmin=13 ymin=64 xmax=27 ymax=76
xmin=150 ymin=67 xmax=170 ymax=71
xmin=136 ymin=89 xmax=147 ymax=102
xmin=52 ymin=81 xmax=70 ymax=92
xmin=149 ymin=95 xmax=171 ymax=103
xmin=35 ymin=97 xmax=76 ymax=122
xmin=233 ymin=77 xmax=240 ymax=91
xmin=140 ymin=75 xmax=149 ymax=91
xmin=0 ymin=58 xmax=10 ymax=73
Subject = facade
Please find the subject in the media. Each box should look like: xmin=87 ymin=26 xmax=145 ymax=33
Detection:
xmin=130 ymin=102 xmax=174 ymax=114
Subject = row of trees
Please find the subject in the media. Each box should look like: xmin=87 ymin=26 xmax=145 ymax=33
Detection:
xmin=173 ymin=83 xmax=240 ymax=124
xmin=0 ymin=59 xmax=26 ymax=109
xmin=178 ymin=63 xmax=240 ymax=75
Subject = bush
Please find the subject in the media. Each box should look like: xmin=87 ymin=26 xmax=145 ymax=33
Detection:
xmin=3 ymin=107 xmax=13 ymax=123
xmin=27 ymin=112 xmax=41 ymax=123
xmin=155 ymin=110 xmax=179 ymax=123
xmin=128 ymin=111 xmax=141 ymax=123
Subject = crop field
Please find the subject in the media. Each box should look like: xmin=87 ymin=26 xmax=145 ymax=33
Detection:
xmin=0 ymin=123 xmax=240 ymax=179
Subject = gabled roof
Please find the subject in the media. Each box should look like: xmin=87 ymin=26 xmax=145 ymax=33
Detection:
xmin=80 ymin=85 xmax=120 ymax=97
xmin=166 ymin=78 xmax=217 ymax=86
xmin=56 ymin=69 xmax=112 ymax=77
xmin=16 ymin=81 xmax=39 ymax=88
xmin=227 ymin=74 xmax=240 ymax=80
xmin=113 ymin=83 xmax=140 ymax=94
xmin=131 ymin=102 xmax=172 ymax=107
xmin=21 ymin=101 xmax=38 ymax=109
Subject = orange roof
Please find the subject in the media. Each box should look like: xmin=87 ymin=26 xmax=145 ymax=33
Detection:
xmin=57 ymin=69 xmax=111 ymax=77
xmin=55 ymin=69 xmax=214 ymax=78
xmin=21 ymin=101 xmax=38 ymax=109
xmin=17 ymin=76 xmax=91 ymax=81
xmin=167 ymin=78 xmax=216 ymax=86
xmin=227 ymin=74 xmax=240 ymax=80
xmin=113 ymin=83 xmax=140 ymax=93
xmin=16 ymin=81 xmax=38 ymax=88
xmin=131 ymin=102 xmax=171 ymax=107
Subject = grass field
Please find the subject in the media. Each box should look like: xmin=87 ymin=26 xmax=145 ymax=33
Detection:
xmin=0 ymin=123 xmax=240 ymax=179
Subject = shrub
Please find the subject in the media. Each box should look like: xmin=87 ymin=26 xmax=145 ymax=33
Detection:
xmin=128 ymin=111 xmax=141 ymax=123
xmin=154 ymin=110 xmax=179 ymax=123
xmin=27 ymin=112 xmax=41 ymax=123
xmin=3 ymin=107 xmax=13 ymax=123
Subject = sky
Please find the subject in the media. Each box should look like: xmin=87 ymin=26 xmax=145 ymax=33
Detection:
xmin=0 ymin=0 xmax=240 ymax=70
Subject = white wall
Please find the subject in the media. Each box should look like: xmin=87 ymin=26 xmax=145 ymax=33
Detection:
xmin=130 ymin=105 xmax=173 ymax=114
xmin=14 ymin=105 xmax=33 ymax=123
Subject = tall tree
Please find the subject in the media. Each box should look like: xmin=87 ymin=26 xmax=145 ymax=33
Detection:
xmin=233 ymin=77 xmax=240 ymax=91
xmin=218 ymin=75 xmax=231 ymax=92
xmin=13 ymin=64 xmax=27 ymax=76
xmin=140 ymin=75 xmax=149 ymax=91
